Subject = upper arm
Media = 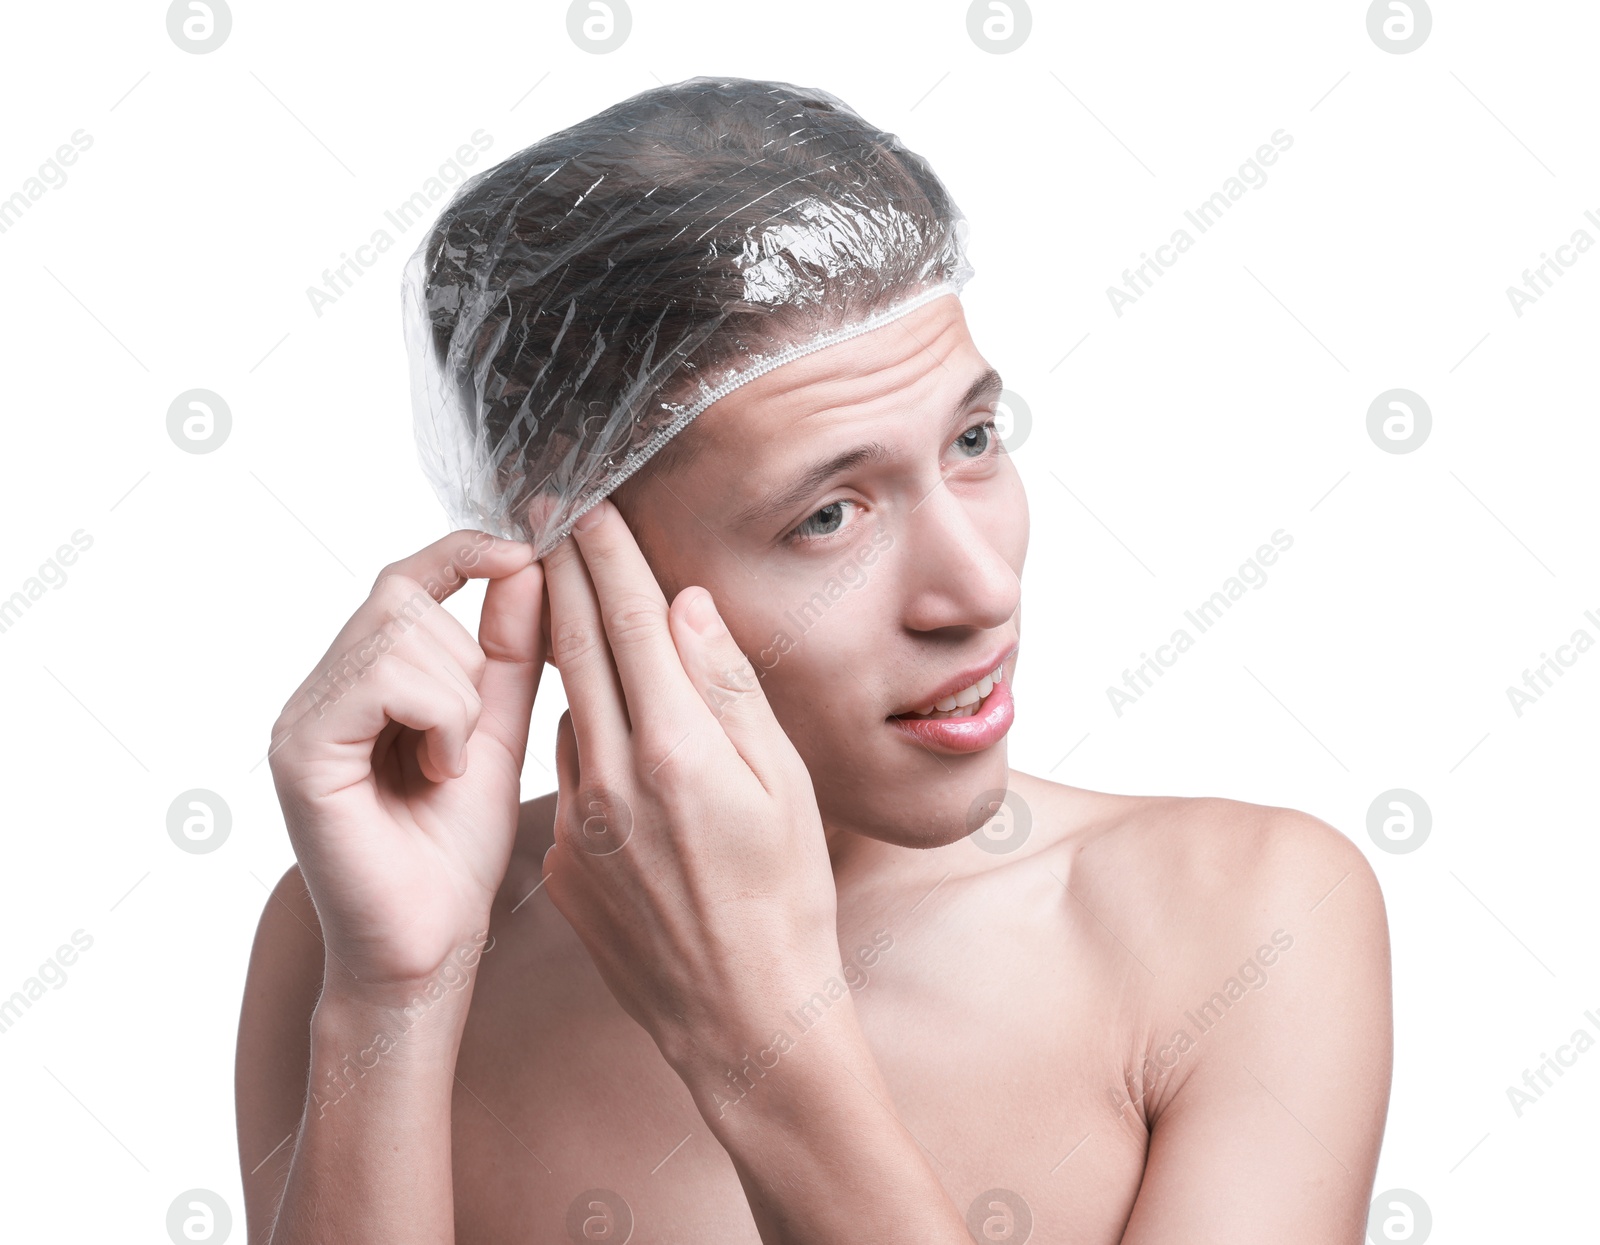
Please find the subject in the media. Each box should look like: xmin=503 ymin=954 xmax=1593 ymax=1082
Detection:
xmin=1120 ymin=810 xmax=1393 ymax=1244
xmin=235 ymin=864 xmax=327 ymax=1245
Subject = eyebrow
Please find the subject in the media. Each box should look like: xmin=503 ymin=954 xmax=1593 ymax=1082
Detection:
xmin=728 ymin=365 xmax=1004 ymax=532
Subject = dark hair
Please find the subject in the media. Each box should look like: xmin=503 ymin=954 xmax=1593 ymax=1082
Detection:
xmin=406 ymin=76 xmax=968 ymax=544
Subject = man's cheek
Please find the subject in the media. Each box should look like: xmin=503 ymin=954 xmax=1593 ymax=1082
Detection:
xmin=956 ymin=478 xmax=1028 ymax=587
xmin=1004 ymin=467 xmax=1030 ymax=566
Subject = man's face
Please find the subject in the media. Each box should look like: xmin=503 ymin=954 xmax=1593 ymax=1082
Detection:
xmin=612 ymin=293 xmax=1027 ymax=850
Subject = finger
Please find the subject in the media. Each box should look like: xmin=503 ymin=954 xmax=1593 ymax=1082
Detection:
xmin=541 ymin=713 xmax=572 ymax=891
xmin=668 ymin=586 xmax=793 ymax=793
xmin=281 ymin=531 xmax=533 ymax=724
xmin=376 ymin=529 xmax=534 ymax=605
xmin=541 ymin=526 xmax=630 ymax=771
xmin=554 ymin=708 xmax=580 ymax=801
xmin=279 ymin=580 xmax=482 ymax=746
xmin=553 ymin=709 xmax=632 ymax=857
xmin=310 ymin=652 xmax=474 ymax=788
xmin=387 ymin=623 xmax=485 ymax=751
xmin=568 ymin=499 xmax=712 ymax=745
xmin=405 ymin=589 xmax=488 ymax=683
xmin=539 ymin=576 xmax=555 ymax=668
xmin=472 ymin=558 xmax=546 ymax=764
xmin=379 ymin=530 xmax=531 ymax=716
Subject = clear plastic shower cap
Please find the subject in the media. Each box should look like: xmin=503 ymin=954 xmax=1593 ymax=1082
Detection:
xmin=401 ymin=76 xmax=974 ymax=558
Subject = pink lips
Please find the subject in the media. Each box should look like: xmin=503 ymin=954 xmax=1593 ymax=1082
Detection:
xmin=888 ymin=675 xmax=1014 ymax=755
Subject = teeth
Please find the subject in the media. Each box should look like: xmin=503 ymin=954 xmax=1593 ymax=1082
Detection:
xmin=906 ymin=661 xmax=1007 ymax=719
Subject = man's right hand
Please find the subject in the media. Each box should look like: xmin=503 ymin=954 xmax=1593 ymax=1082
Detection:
xmin=266 ymin=529 xmax=545 ymax=1002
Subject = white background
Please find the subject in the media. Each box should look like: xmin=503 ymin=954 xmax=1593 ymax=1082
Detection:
xmin=0 ymin=0 xmax=1594 ymax=1239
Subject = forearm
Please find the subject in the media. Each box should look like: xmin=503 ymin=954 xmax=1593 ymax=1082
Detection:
xmin=267 ymin=983 xmax=471 ymax=1245
xmin=680 ymin=992 xmax=969 ymax=1244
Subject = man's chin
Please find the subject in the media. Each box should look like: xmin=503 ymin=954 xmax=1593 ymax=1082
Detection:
xmin=817 ymin=752 xmax=1012 ymax=850
xmin=888 ymin=822 xmax=987 ymax=851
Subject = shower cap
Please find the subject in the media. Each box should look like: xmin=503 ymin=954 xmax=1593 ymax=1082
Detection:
xmin=401 ymin=76 xmax=974 ymax=558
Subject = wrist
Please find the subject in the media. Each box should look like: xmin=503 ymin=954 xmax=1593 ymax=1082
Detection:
xmin=312 ymin=961 xmax=479 ymax=1061
xmin=306 ymin=984 xmax=472 ymax=1120
xmin=316 ymin=925 xmax=495 ymax=1012
xmin=670 ymin=967 xmax=877 ymax=1134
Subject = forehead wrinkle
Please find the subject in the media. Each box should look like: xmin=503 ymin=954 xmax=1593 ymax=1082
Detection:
xmin=678 ymin=298 xmax=983 ymax=531
xmin=722 ymin=296 xmax=972 ymax=428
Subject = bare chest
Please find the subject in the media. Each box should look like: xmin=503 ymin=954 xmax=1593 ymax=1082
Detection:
xmin=449 ymin=867 xmax=1151 ymax=1244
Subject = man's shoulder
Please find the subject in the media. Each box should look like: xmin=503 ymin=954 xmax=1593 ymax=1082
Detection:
xmin=1017 ymin=774 xmax=1386 ymax=976
xmin=1028 ymin=776 xmax=1375 ymax=912
xmin=1022 ymin=775 xmax=1391 ymax=1115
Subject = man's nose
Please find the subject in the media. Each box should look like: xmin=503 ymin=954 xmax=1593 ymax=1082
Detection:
xmin=895 ymin=482 xmax=1020 ymax=634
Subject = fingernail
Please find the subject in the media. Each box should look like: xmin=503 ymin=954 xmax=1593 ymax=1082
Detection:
xmin=573 ymin=501 xmax=607 ymax=532
xmin=685 ymin=589 xmax=723 ymax=634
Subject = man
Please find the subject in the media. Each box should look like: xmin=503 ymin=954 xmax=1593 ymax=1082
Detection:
xmin=237 ymin=80 xmax=1391 ymax=1244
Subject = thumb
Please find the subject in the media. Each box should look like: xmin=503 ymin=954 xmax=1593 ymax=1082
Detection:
xmin=669 ymin=586 xmax=793 ymax=792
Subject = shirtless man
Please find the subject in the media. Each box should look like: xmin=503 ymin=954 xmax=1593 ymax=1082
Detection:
xmin=236 ymin=85 xmax=1392 ymax=1245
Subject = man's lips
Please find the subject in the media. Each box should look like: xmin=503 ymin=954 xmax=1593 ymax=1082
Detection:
xmin=888 ymin=642 xmax=1019 ymax=718
xmin=888 ymin=674 xmax=1014 ymax=755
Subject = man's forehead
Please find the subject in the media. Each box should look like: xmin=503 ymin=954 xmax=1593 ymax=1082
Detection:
xmin=695 ymin=295 xmax=981 ymax=446
xmin=657 ymin=298 xmax=1000 ymax=537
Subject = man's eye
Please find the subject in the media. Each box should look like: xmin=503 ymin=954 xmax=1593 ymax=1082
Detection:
xmin=955 ymin=418 xmax=999 ymax=458
xmin=790 ymin=500 xmax=851 ymax=541
xmin=784 ymin=422 xmax=998 ymax=545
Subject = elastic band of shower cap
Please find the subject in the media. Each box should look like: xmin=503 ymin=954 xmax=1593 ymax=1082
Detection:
xmin=543 ymin=277 xmax=971 ymax=558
